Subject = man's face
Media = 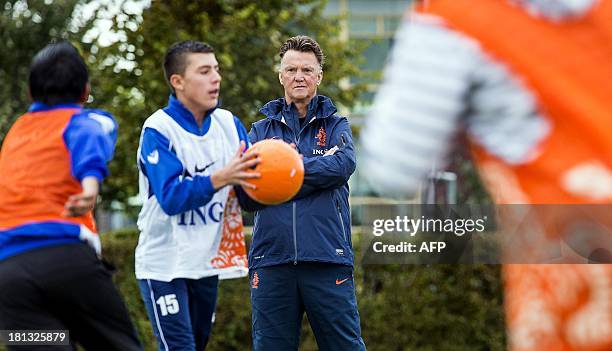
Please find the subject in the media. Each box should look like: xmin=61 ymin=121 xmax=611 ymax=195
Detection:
xmin=172 ymin=52 xmax=221 ymax=112
xmin=279 ymin=50 xmax=322 ymax=104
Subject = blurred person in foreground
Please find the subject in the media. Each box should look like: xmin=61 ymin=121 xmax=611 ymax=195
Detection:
xmin=361 ymin=0 xmax=612 ymax=350
xmin=0 ymin=41 xmax=141 ymax=350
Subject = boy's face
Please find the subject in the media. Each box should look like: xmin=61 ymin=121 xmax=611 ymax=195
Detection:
xmin=172 ymin=52 xmax=221 ymax=112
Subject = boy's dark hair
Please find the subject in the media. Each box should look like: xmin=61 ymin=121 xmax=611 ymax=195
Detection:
xmin=163 ymin=40 xmax=215 ymax=91
xmin=29 ymin=41 xmax=89 ymax=106
xmin=279 ymin=35 xmax=325 ymax=68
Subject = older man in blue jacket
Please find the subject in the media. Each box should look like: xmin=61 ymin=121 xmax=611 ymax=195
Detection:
xmin=238 ymin=36 xmax=366 ymax=351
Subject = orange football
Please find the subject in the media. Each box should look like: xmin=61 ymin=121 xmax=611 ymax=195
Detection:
xmin=243 ymin=139 xmax=304 ymax=205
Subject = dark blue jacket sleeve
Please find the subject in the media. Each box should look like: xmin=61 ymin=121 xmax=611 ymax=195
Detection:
xmin=234 ymin=119 xmax=267 ymax=212
xmin=63 ymin=109 xmax=117 ymax=182
xmin=302 ymin=117 xmax=356 ymax=189
xmin=140 ymin=127 xmax=217 ymax=216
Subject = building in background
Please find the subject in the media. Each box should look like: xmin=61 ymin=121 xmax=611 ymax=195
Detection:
xmin=324 ymin=1 xmax=413 ymax=197
xmin=324 ymin=0 xmax=409 ymax=126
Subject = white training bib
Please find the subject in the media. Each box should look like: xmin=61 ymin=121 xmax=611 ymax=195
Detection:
xmin=135 ymin=108 xmax=247 ymax=282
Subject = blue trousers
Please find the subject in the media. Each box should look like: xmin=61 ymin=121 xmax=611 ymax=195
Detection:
xmin=139 ymin=276 xmax=219 ymax=351
xmin=250 ymin=263 xmax=366 ymax=351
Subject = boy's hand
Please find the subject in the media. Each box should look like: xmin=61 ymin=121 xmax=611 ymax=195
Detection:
xmin=64 ymin=176 xmax=99 ymax=217
xmin=211 ymin=141 xmax=261 ymax=190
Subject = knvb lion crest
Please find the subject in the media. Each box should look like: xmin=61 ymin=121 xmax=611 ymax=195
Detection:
xmin=316 ymin=127 xmax=326 ymax=147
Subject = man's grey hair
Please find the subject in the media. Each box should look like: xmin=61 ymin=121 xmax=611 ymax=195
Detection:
xmin=279 ymin=35 xmax=325 ymax=71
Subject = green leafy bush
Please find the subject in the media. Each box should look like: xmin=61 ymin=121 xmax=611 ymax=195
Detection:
xmin=101 ymin=229 xmax=505 ymax=351
xmin=0 ymin=229 xmax=504 ymax=351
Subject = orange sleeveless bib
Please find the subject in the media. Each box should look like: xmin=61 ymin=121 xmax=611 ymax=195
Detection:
xmin=0 ymin=108 xmax=96 ymax=232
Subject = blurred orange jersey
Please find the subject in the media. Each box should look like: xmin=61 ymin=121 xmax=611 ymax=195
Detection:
xmin=0 ymin=107 xmax=95 ymax=232
xmin=419 ymin=0 xmax=612 ymax=205
xmin=419 ymin=1 xmax=612 ymax=350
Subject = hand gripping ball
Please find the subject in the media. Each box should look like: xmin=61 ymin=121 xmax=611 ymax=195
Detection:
xmin=243 ymin=139 xmax=304 ymax=205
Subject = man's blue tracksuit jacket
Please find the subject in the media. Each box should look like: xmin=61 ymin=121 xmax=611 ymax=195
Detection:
xmin=236 ymin=95 xmax=364 ymax=349
xmin=237 ymin=94 xmax=356 ymax=269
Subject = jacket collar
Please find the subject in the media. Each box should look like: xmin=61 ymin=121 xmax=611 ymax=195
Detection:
xmin=29 ymin=102 xmax=81 ymax=113
xmin=162 ymin=94 xmax=217 ymax=135
xmin=259 ymin=95 xmax=338 ymax=123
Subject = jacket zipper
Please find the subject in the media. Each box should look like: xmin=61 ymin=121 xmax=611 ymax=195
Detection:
xmin=280 ymin=113 xmax=315 ymax=266
xmin=284 ymin=117 xmax=300 ymax=265
xmin=292 ymin=121 xmax=312 ymax=264
xmin=337 ymin=202 xmax=347 ymax=243
xmin=296 ymin=116 xmax=315 ymax=145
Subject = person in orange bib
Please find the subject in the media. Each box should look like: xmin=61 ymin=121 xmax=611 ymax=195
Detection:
xmin=361 ymin=1 xmax=612 ymax=350
xmin=0 ymin=41 xmax=141 ymax=351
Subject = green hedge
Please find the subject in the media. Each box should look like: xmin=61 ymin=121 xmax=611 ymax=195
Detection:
xmin=102 ymin=229 xmax=505 ymax=351
xmin=0 ymin=230 xmax=505 ymax=351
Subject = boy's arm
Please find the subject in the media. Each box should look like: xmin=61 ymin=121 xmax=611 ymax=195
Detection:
xmin=233 ymin=118 xmax=267 ymax=212
xmin=139 ymin=127 xmax=219 ymax=216
xmin=64 ymin=109 xmax=118 ymax=183
xmin=140 ymin=123 xmax=259 ymax=216
xmin=64 ymin=176 xmax=99 ymax=217
xmin=62 ymin=109 xmax=117 ymax=217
